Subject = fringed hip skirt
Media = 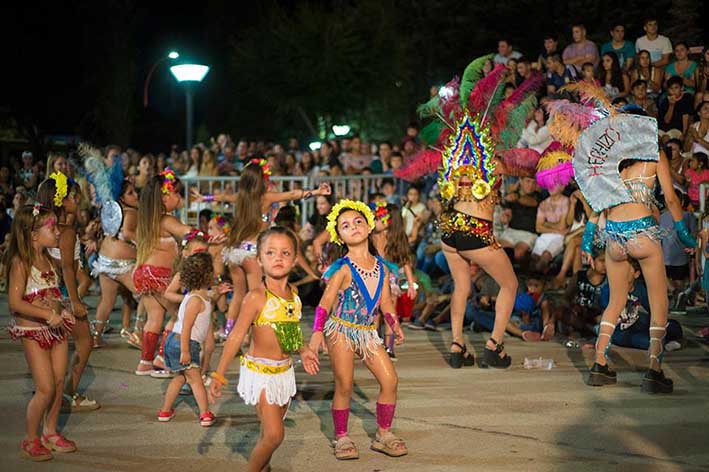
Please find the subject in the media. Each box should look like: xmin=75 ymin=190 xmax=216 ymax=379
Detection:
xmin=133 ymin=264 xmax=172 ymax=296
xmin=8 ymin=313 xmax=75 ymax=349
xmin=91 ymin=254 xmax=135 ymax=280
xmin=600 ymin=216 xmax=668 ymax=254
xmin=324 ymin=316 xmax=383 ymax=359
xmin=237 ymin=354 xmax=296 ymax=407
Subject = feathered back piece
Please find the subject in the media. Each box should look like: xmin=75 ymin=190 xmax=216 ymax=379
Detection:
xmin=80 ymin=143 xmax=124 ymax=205
xmin=395 ymin=55 xmax=543 ymax=204
xmin=535 ymin=146 xmax=574 ymax=190
xmin=546 ymin=82 xmax=615 ymax=148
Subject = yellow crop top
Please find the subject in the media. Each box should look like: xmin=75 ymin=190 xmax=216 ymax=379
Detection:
xmin=253 ymin=287 xmax=304 ymax=352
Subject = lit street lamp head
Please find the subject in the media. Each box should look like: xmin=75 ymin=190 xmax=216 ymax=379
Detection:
xmin=168 ymin=51 xmax=180 ymax=59
xmin=170 ymin=64 xmax=210 ymax=83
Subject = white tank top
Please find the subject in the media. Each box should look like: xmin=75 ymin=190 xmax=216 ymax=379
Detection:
xmin=173 ymin=293 xmax=212 ymax=343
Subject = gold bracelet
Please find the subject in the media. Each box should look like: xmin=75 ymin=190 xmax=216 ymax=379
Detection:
xmin=210 ymin=371 xmax=229 ymax=386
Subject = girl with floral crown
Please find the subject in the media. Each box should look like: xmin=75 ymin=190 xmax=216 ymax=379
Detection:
xmin=133 ymin=169 xmax=225 ymax=376
xmin=37 ymin=172 xmax=99 ymax=411
xmin=396 ymin=55 xmax=544 ymax=368
xmin=191 ymin=159 xmax=330 ymax=339
xmin=309 ymin=200 xmax=407 ymax=460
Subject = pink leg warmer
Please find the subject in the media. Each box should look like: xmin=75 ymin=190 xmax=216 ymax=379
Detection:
xmin=376 ymin=402 xmax=396 ymax=430
xmin=332 ymin=408 xmax=350 ymax=438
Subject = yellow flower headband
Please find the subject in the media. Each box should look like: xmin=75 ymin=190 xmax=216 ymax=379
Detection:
xmin=326 ymin=199 xmax=375 ymax=245
xmin=49 ymin=172 xmax=68 ymax=207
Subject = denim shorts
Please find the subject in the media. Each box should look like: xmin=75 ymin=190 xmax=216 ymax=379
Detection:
xmin=511 ymin=313 xmax=542 ymax=333
xmin=164 ymin=331 xmax=201 ymax=372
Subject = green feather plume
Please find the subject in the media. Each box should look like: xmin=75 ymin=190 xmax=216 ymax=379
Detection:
xmin=419 ymin=121 xmax=445 ymax=146
xmin=416 ymin=94 xmax=442 ymax=119
xmin=459 ymin=54 xmax=494 ymax=108
xmin=499 ymin=95 xmax=537 ymax=150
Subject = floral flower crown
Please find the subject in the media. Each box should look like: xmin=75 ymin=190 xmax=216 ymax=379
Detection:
xmin=210 ymin=215 xmax=231 ymax=234
xmin=181 ymin=229 xmax=207 ymax=247
xmin=369 ymin=201 xmax=391 ymax=226
xmin=160 ymin=168 xmax=178 ymax=195
xmin=326 ymin=199 xmax=375 ymax=245
xmin=32 ymin=201 xmax=42 ymax=217
xmin=250 ymin=158 xmax=271 ymax=182
xmin=49 ymin=172 xmax=68 ymax=207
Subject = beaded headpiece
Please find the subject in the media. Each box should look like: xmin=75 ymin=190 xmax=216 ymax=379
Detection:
xmin=160 ymin=168 xmax=178 ymax=195
xmin=49 ymin=172 xmax=68 ymax=207
xmin=395 ymin=54 xmax=544 ymax=204
xmin=369 ymin=201 xmax=391 ymax=226
xmin=210 ymin=215 xmax=231 ymax=234
xmin=326 ymin=199 xmax=375 ymax=245
xmin=250 ymin=158 xmax=272 ymax=182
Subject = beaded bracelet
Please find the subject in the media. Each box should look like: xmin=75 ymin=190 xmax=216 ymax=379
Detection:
xmin=210 ymin=371 xmax=229 ymax=386
xmin=203 ymin=194 xmax=215 ymax=202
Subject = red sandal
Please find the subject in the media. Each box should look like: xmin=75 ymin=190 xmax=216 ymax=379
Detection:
xmin=42 ymin=433 xmax=77 ymax=453
xmin=21 ymin=438 xmax=53 ymax=461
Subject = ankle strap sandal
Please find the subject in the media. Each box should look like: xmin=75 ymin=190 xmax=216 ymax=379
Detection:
xmin=448 ymin=341 xmax=475 ymax=369
xmin=480 ymin=337 xmax=511 ymax=369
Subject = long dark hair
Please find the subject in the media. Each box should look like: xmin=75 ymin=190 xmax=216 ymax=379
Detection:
xmin=598 ymin=52 xmax=625 ymax=92
xmin=228 ymin=162 xmax=268 ymax=246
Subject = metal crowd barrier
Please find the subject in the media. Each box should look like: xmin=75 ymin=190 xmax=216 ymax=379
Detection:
xmin=180 ymin=173 xmax=405 ymax=228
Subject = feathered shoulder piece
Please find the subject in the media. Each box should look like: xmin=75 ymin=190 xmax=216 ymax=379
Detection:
xmin=395 ymin=55 xmax=543 ymax=204
xmin=80 ymin=143 xmax=124 ymax=205
xmin=546 ymin=83 xmax=660 ymax=212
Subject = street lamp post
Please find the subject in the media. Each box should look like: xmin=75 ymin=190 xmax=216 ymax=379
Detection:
xmin=170 ymin=63 xmax=209 ymax=149
xmin=143 ymin=51 xmax=179 ymax=108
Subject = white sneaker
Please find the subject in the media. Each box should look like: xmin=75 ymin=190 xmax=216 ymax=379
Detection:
xmin=665 ymin=340 xmax=682 ymax=352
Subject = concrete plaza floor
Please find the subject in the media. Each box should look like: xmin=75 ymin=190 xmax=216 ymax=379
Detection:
xmin=1 ymin=296 xmax=708 ymax=472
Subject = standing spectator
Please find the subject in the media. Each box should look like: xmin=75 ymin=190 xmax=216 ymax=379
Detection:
xmin=0 ymin=166 xmax=12 ymax=196
xmin=546 ymin=54 xmax=578 ymax=94
xmin=562 ymin=24 xmax=599 ymax=72
xmin=683 ymin=152 xmax=709 ymax=208
xmin=660 ymin=193 xmax=697 ymax=296
xmin=402 ymin=186 xmax=426 ymax=242
xmin=630 ymin=50 xmax=664 ymax=99
xmin=284 ymin=152 xmax=298 ymax=175
xmin=597 ymin=52 xmax=630 ymax=100
xmin=370 ymin=141 xmax=392 ymax=174
xmin=494 ymin=39 xmax=522 ymax=65
xmin=296 ymin=151 xmax=320 ymax=180
xmin=685 ymin=101 xmax=709 ymax=156
xmin=17 ymin=151 xmax=40 ymax=192
xmin=664 ymin=42 xmax=699 ymax=95
xmin=134 ymin=154 xmax=155 ymax=194
xmin=518 ymin=107 xmax=552 ymax=153
xmin=340 ymin=136 xmax=371 ymax=174
xmin=185 ymin=147 xmax=202 ymax=178
xmin=516 ymin=57 xmax=534 ymax=84
xmin=600 ymin=23 xmax=635 ymax=70
xmin=535 ymin=34 xmax=559 ymax=72
xmin=287 ymin=137 xmax=303 ymax=161
xmin=506 ymin=57 xmax=521 ymax=85
xmin=635 ymin=18 xmax=672 ymax=68
xmin=658 ymin=76 xmax=694 ymax=141
xmin=628 ymin=80 xmax=659 ymax=118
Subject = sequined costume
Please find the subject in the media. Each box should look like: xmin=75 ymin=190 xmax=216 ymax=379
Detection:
xmin=322 ymin=256 xmax=387 ymax=358
xmin=91 ymin=254 xmax=134 ymax=280
xmin=222 ymin=241 xmax=258 ymax=266
xmin=237 ymin=287 xmax=303 ymax=406
xmin=7 ymin=266 xmax=75 ymax=349
xmin=133 ymin=264 xmax=172 ymax=296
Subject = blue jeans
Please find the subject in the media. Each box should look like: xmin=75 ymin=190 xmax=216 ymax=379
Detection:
xmin=416 ymin=240 xmax=435 ymax=273
xmin=434 ymin=251 xmax=450 ymax=274
xmin=610 ymin=319 xmax=683 ymax=350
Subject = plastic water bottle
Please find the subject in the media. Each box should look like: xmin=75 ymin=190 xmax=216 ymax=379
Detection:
xmin=523 ymin=357 xmax=555 ymax=370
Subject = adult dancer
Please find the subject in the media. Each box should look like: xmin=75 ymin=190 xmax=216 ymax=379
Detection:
xmin=396 ymin=55 xmax=543 ymax=368
xmin=547 ymin=86 xmax=695 ymax=393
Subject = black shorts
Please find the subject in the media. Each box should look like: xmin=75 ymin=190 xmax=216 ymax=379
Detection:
xmin=665 ymin=264 xmax=689 ymax=281
xmin=441 ymin=231 xmax=491 ymax=251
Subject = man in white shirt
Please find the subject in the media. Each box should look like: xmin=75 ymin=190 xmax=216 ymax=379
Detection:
xmin=635 ymin=18 xmax=672 ymax=68
xmin=494 ymin=39 xmax=522 ymax=65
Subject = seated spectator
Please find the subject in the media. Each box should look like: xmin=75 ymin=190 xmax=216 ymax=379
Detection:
xmin=503 ymin=82 xmax=516 ymax=98
xmin=518 ymin=107 xmax=552 ymax=153
xmin=340 ymin=135 xmax=372 ymax=174
xmin=665 ymin=138 xmax=687 ymax=187
xmin=506 ymin=57 xmax=522 ymax=86
xmin=546 ymin=54 xmax=578 ymax=94
xmin=630 ymin=50 xmax=664 ymax=99
xmin=562 ymin=23 xmax=599 ymax=72
xmin=600 ymin=22 xmax=635 ymax=70
xmin=557 ymin=250 xmax=607 ymax=337
xmin=185 ymin=146 xmax=202 ymax=178
xmin=665 ymin=42 xmax=699 ymax=95
xmin=402 ymin=186 xmax=427 ymax=243
xmin=494 ymin=38 xmax=522 ymax=65
xmin=682 ymin=152 xmax=709 ymax=208
xmin=658 ymin=76 xmax=694 ymax=141
xmin=535 ymin=33 xmax=559 ymax=72
xmin=580 ymin=62 xmax=601 ymax=87
xmin=296 ymin=151 xmax=320 ymax=180
xmin=516 ymin=57 xmax=534 ymax=84
xmin=597 ymin=51 xmax=630 ymax=99
xmin=628 ymin=79 xmax=659 ymax=118
xmin=685 ymin=101 xmax=709 ymax=156
xmin=694 ymin=49 xmax=709 ymax=107
xmin=370 ymin=141 xmax=393 ymax=174
xmin=660 ymin=191 xmax=697 ymax=299
xmin=612 ymin=96 xmax=628 ymax=108
xmin=532 ymin=184 xmax=569 ymax=273
xmin=598 ymin=261 xmax=684 ymax=352
xmin=552 ymin=189 xmax=589 ymax=288
xmin=380 ymin=178 xmax=399 ymax=205
xmin=415 ymin=195 xmax=443 ymax=274
xmin=635 ymin=17 xmax=672 ymax=68
xmin=498 ymin=176 xmax=540 ymax=264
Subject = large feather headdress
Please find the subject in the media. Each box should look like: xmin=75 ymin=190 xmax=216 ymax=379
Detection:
xmin=396 ymin=54 xmax=543 ymax=202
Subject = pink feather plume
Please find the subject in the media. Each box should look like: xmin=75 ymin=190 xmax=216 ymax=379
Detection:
xmin=501 ymin=148 xmax=541 ymax=177
xmin=468 ymin=64 xmax=507 ymax=112
xmin=394 ymin=149 xmax=441 ymax=182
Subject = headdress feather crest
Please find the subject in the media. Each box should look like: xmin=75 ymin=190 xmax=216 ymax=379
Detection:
xmin=80 ymin=143 xmax=124 ymax=204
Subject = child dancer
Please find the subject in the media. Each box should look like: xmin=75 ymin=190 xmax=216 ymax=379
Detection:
xmin=369 ymin=202 xmax=417 ymax=359
xmin=192 ymin=160 xmax=330 ymax=336
xmin=158 ymin=252 xmax=217 ymax=426
xmin=6 ymin=204 xmax=77 ymax=461
xmin=133 ymin=169 xmax=224 ymax=375
xmin=37 ymin=173 xmax=98 ymax=411
xmin=210 ymin=227 xmax=319 ymax=472
xmin=309 ymin=200 xmax=407 ymax=460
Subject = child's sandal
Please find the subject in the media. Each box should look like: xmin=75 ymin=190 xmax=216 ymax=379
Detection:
xmin=41 ymin=433 xmax=77 ymax=453
xmin=371 ymin=431 xmax=408 ymax=457
xmin=21 ymin=438 xmax=53 ymax=461
xmin=332 ymin=436 xmax=359 ymax=460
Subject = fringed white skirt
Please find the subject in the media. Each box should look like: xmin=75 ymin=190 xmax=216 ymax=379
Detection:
xmin=324 ymin=316 xmax=383 ymax=359
xmin=222 ymin=241 xmax=258 ymax=266
xmin=91 ymin=254 xmax=135 ymax=279
xmin=237 ymin=354 xmax=296 ymax=407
